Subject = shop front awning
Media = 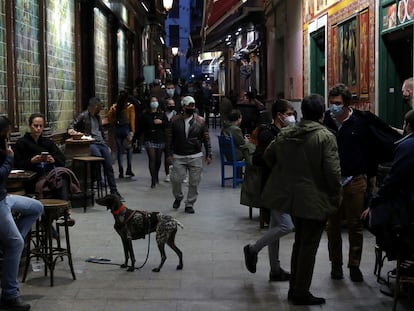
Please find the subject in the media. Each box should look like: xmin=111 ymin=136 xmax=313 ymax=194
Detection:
xmin=203 ymin=0 xmax=244 ymax=35
xmin=201 ymin=0 xmax=264 ymax=51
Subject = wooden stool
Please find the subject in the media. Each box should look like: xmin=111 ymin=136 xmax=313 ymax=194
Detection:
xmin=22 ymin=199 xmax=76 ymax=286
xmin=72 ymin=156 xmax=108 ymax=212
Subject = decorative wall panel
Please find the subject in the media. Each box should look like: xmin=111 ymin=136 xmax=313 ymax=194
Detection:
xmin=46 ymin=0 xmax=76 ymax=131
xmin=94 ymin=9 xmax=109 ymax=106
xmin=15 ymin=0 xmax=41 ymax=127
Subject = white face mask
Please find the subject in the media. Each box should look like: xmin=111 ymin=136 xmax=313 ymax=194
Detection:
xmin=284 ymin=115 xmax=296 ymax=126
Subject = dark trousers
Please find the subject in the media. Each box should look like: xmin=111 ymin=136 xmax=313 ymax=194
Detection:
xmin=326 ymin=175 xmax=367 ymax=267
xmin=290 ymin=216 xmax=326 ymax=297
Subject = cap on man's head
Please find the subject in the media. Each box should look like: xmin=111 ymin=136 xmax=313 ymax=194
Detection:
xmin=182 ymin=96 xmax=195 ymax=106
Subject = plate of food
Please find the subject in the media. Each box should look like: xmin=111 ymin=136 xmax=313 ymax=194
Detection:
xmin=398 ymin=0 xmax=407 ymax=23
xmin=407 ymin=0 xmax=414 ymax=20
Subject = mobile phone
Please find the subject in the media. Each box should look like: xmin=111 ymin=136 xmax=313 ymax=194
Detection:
xmin=41 ymin=151 xmax=49 ymax=161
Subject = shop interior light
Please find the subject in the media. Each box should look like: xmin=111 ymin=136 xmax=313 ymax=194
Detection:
xmin=163 ymin=0 xmax=173 ymax=12
xmin=160 ymin=36 xmax=165 ymax=45
xmin=172 ymin=47 xmax=179 ymax=56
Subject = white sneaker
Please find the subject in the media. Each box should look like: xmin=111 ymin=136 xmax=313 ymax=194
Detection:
xmin=164 ymin=174 xmax=170 ymax=182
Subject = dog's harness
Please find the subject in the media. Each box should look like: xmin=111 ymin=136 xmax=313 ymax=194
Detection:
xmin=112 ymin=206 xmax=150 ymax=227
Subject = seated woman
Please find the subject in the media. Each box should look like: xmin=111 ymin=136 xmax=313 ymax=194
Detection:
xmin=13 ymin=113 xmax=80 ymax=226
xmin=221 ymin=109 xmax=256 ymax=165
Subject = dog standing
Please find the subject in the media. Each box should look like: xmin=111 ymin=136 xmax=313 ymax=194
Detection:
xmin=96 ymin=194 xmax=183 ymax=272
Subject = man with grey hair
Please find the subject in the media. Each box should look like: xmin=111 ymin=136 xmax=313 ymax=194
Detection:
xmin=68 ymin=97 xmax=123 ymax=200
xmin=165 ymin=96 xmax=212 ymax=214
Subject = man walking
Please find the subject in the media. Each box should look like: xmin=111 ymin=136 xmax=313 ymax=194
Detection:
xmin=243 ymin=99 xmax=296 ymax=282
xmin=261 ymin=94 xmax=341 ymax=305
xmin=165 ymin=96 xmax=212 ymax=214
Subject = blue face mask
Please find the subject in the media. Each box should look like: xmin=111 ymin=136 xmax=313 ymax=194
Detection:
xmin=188 ymin=87 xmax=194 ymax=93
xmin=166 ymin=89 xmax=174 ymax=97
xmin=330 ymin=104 xmax=344 ymax=117
xmin=150 ymin=102 xmax=159 ymax=109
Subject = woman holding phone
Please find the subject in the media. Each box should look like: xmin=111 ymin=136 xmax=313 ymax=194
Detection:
xmin=14 ymin=113 xmax=79 ymax=228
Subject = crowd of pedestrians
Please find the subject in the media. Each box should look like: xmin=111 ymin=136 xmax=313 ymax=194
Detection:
xmin=1 ymin=77 xmax=413 ymax=310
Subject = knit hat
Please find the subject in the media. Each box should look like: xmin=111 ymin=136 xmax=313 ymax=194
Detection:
xmin=182 ymin=96 xmax=195 ymax=106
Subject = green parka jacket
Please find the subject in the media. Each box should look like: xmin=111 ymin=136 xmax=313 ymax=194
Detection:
xmin=261 ymin=120 xmax=342 ymax=221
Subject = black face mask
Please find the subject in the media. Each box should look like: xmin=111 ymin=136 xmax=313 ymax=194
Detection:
xmin=185 ymin=108 xmax=195 ymax=115
xmin=167 ymin=106 xmax=175 ymax=111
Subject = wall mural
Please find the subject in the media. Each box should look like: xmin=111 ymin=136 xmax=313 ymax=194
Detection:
xmin=15 ymin=0 xmax=41 ymax=127
xmin=337 ymin=17 xmax=358 ymax=94
xmin=0 ymin=1 xmax=6 ymax=116
xmin=94 ymin=9 xmax=109 ymax=107
xmin=46 ymin=0 xmax=76 ymax=131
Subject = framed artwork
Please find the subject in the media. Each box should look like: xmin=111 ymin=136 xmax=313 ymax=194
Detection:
xmin=337 ymin=17 xmax=358 ymax=94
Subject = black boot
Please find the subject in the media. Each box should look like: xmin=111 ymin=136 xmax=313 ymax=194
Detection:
xmin=125 ymin=166 xmax=134 ymax=177
xmin=0 ymin=296 xmax=31 ymax=311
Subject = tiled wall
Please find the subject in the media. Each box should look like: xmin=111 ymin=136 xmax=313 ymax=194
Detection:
xmin=46 ymin=0 xmax=76 ymax=131
xmin=94 ymin=9 xmax=109 ymax=108
xmin=15 ymin=0 xmax=41 ymax=128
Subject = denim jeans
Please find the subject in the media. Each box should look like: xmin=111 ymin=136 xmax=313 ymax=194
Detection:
xmin=0 ymin=195 xmax=43 ymax=299
xmin=89 ymin=143 xmax=117 ymax=193
xmin=170 ymin=156 xmax=203 ymax=207
xmin=114 ymin=125 xmax=132 ymax=173
xmin=251 ymin=209 xmax=295 ymax=274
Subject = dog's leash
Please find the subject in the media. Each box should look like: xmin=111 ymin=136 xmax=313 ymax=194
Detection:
xmin=134 ymin=215 xmax=152 ymax=270
xmin=85 ymin=216 xmax=152 ymax=270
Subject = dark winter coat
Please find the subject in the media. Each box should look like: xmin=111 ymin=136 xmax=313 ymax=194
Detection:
xmin=261 ymin=120 xmax=341 ymax=220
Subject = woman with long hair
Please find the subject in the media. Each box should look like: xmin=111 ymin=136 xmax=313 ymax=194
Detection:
xmin=108 ymin=90 xmax=136 ymax=178
xmin=141 ymin=96 xmax=168 ymax=188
